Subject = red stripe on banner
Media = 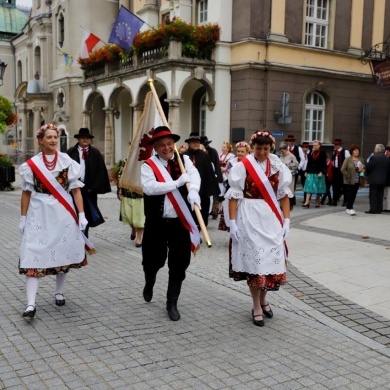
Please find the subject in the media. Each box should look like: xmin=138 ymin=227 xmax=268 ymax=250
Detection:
xmin=146 ymin=159 xmax=196 ymax=253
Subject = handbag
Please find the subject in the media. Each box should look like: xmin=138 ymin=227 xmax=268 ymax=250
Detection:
xmin=85 ymin=195 xmax=105 ymax=227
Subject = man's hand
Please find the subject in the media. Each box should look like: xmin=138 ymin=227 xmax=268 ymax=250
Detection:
xmin=175 ymin=173 xmax=190 ymax=188
xmin=187 ymin=189 xmax=201 ymax=211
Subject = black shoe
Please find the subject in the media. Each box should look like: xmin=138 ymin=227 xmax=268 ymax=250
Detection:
xmin=167 ymin=302 xmax=180 ymax=321
xmin=143 ymin=284 xmax=153 ymax=303
xmin=302 ymin=203 xmax=310 ymax=208
xmin=251 ymin=309 xmax=264 ymax=327
xmin=261 ymin=304 xmax=273 ymax=318
xmin=23 ymin=305 xmax=36 ymax=318
xmin=55 ymin=293 xmax=65 ymax=306
xmin=365 ymin=210 xmax=376 ymax=214
xmin=326 ymin=201 xmax=333 ymax=206
xmin=332 ymin=202 xmax=337 ymax=206
xmin=135 ymin=242 xmax=142 ymax=248
xmin=130 ymin=233 xmax=136 ymax=241
xmin=383 ymin=210 xmax=390 ymax=213
xmin=341 ymin=202 xmax=346 ymax=207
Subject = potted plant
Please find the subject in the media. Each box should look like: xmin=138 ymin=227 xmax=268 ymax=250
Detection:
xmin=0 ymin=154 xmax=15 ymax=191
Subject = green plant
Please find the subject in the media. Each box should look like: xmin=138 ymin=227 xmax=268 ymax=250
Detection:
xmin=0 ymin=96 xmax=17 ymax=134
xmin=0 ymin=154 xmax=13 ymax=167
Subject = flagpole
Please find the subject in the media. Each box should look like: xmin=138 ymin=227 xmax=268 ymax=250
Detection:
xmin=148 ymin=78 xmax=212 ymax=248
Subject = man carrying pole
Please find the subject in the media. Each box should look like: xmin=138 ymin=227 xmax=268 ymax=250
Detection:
xmin=141 ymin=126 xmax=201 ymax=321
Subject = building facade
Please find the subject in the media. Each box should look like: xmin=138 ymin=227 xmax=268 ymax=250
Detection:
xmin=2 ymin=0 xmax=390 ymax=162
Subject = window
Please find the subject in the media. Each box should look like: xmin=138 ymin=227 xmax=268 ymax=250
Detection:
xmin=199 ymin=94 xmax=207 ymax=136
xmin=58 ymin=13 xmax=65 ymax=48
xmin=304 ymin=91 xmax=325 ymax=141
xmin=305 ymin=0 xmax=329 ymax=48
xmin=198 ymin=0 xmax=208 ymax=24
xmin=17 ymin=61 xmax=22 ymax=85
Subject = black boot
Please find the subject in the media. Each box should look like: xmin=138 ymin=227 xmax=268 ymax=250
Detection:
xmin=166 ymin=280 xmax=182 ymax=321
xmin=143 ymin=274 xmax=156 ymax=303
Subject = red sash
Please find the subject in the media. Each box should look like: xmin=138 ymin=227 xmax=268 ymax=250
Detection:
xmin=241 ymin=156 xmax=283 ymax=226
xmin=146 ymin=156 xmax=200 ymax=254
xmin=27 ymin=156 xmax=95 ymax=254
xmin=241 ymin=155 xmax=288 ymax=259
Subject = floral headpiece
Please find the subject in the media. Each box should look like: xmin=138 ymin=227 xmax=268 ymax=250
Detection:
xmin=36 ymin=124 xmax=59 ymax=139
xmin=235 ymin=141 xmax=250 ymax=149
xmin=249 ymin=130 xmax=275 ymax=144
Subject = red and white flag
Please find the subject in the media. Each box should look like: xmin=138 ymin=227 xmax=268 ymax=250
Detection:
xmin=119 ymin=91 xmax=163 ymax=194
xmin=80 ymin=30 xmax=101 ymax=58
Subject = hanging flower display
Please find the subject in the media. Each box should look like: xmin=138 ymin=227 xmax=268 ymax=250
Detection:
xmin=0 ymin=96 xmax=16 ymax=134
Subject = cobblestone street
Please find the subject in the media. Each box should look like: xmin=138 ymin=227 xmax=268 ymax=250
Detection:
xmin=1 ymin=187 xmax=390 ymax=389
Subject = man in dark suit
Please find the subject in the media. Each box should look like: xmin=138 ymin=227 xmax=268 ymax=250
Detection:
xmin=285 ymin=135 xmax=301 ymax=206
xmin=365 ymin=144 xmax=390 ymax=214
xmin=184 ymin=133 xmax=220 ymax=227
xmin=67 ymin=128 xmax=111 ymax=236
xmin=200 ymin=135 xmax=223 ymax=219
xmin=331 ymin=138 xmax=350 ymax=206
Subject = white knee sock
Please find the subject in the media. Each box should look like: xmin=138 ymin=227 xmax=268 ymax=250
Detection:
xmin=55 ymin=273 xmax=66 ymax=296
xmin=26 ymin=276 xmax=39 ymax=307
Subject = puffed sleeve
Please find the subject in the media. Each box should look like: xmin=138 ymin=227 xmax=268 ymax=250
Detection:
xmin=66 ymin=157 xmax=85 ymax=191
xmin=225 ymin=162 xmax=246 ymax=200
xmin=19 ymin=162 xmax=34 ymax=192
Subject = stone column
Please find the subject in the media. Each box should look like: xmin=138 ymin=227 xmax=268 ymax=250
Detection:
xmin=82 ymin=110 xmax=92 ymax=130
xmin=372 ymin=0 xmax=386 ymax=48
xmin=103 ymin=107 xmax=115 ymax=168
xmin=165 ymin=98 xmax=183 ymax=134
xmin=268 ymin=0 xmax=288 ymax=43
xmin=32 ymin=107 xmax=42 ymax=134
xmin=131 ymin=104 xmax=144 ymax=136
xmin=348 ymin=0 xmax=364 ymax=55
xmin=18 ymin=108 xmax=28 ymax=153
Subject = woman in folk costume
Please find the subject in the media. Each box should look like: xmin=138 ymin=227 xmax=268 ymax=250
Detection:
xmin=18 ymin=124 xmax=91 ymax=318
xmin=226 ymin=131 xmax=292 ymax=327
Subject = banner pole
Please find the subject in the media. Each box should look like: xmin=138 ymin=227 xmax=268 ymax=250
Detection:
xmin=147 ymin=78 xmax=212 ymax=248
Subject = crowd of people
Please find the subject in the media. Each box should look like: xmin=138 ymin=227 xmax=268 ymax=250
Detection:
xmin=17 ymin=123 xmax=390 ymax=326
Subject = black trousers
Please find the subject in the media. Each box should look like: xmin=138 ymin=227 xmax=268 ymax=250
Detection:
xmin=344 ymin=183 xmax=359 ymax=210
xmin=369 ymin=184 xmax=385 ymax=213
xmin=142 ymin=217 xmax=191 ymax=285
xmin=196 ymin=195 xmax=210 ymax=227
xmin=332 ymin=168 xmax=344 ymax=203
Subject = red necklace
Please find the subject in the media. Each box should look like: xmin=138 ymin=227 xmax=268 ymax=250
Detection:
xmin=42 ymin=151 xmax=58 ymax=171
xmin=255 ymin=157 xmax=271 ymax=177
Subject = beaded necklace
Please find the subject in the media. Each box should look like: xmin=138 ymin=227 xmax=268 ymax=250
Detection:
xmin=42 ymin=151 xmax=58 ymax=171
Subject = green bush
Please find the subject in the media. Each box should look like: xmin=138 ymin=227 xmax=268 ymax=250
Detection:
xmin=0 ymin=155 xmax=13 ymax=167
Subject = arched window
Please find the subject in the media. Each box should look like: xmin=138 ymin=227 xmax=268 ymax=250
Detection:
xmin=34 ymin=46 xmax=41 ymax=77
xmin=199 ymin=94 xmax=207 ymax=136
xmin=58 ymin=13 xmax=65 ymax=48
xmin=17 ymin=60 xmax=22 ymax=85
xmin=304 ymin=91 xmax=325 ymax=141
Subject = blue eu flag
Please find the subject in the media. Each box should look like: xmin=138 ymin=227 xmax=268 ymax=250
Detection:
xmin=108 ymin=6 xmax=144 ymax=51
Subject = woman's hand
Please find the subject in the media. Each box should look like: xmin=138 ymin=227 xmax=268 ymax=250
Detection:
xmin=317 ymin=172 xmax=322 ymax=178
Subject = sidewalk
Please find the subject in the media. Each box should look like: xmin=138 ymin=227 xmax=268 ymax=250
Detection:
xmin=0 ymin=180 xmax=390 ymax=389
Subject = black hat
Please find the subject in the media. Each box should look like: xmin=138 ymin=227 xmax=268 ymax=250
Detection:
xmin=285 ymin=134 xmax=297 ymax=142
xmin=148 ymin=126 xmax=180 ymax=145
xmin=200 ymin=135 xmax=212 ymax=146
xmin=333 ymin=138 xmax=343 ymax=145
xmin=74 ymin=128 xmax=94 ymax=139
xmin=185 ymin=132 xmax=201 ymax=143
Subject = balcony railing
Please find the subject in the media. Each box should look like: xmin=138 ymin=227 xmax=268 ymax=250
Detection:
xmin=82 ymin=40 xmax=214 ymax=81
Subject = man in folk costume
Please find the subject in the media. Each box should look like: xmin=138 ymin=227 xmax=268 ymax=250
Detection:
xmin=67 ymin=128 xmax=111 ymax=237
xmin=331 ymin=138 xmax=350 ymax=206
xmin=141 ymin=126 xmax=201 ymax=321
xmin=183 ymin=133 xmax=220 ymax=227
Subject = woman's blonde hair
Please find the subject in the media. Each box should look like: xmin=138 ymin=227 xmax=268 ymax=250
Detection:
xmin=223 ymin=141 xmax=233 ymax=152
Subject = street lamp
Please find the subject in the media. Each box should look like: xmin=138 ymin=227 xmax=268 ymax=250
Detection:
xmin=0 ymin=60 xmax=7 ymax=86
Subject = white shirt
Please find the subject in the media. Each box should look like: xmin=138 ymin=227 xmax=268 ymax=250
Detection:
xmin=77 ymin=145 xmax=87 ymax=182
xmin=141 ymin=154 xmax=201 ymax=218
xmin=298 ymin=147 xmax=309 ymax=171
xmin=334 ymin=147 xmax=351 ymax=168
